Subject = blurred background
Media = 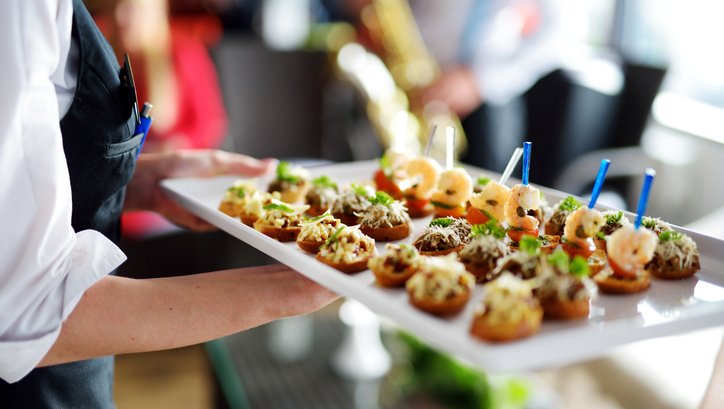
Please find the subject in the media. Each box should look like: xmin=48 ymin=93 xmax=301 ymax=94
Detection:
xmin=85 ymin=0 xmax=724 ymax=407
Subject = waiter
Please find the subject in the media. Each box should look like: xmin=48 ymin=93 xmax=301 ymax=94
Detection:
xmin=0 ymin=1 xmax=336 ymax=407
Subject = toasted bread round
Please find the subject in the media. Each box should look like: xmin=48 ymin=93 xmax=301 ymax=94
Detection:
xmin=594 ymin=269 xmax=651 ymax=294
xmin=540 ymin=298 xmax=589 ymax=320
xmin=418 ymin=244 xmax=465 ymax=257
xmin=297 ymin=239 xmax=323 ymax=254
xmin=315 ymin=252 xmax=371 ymax=274
xmin=240 ymin=213 xmax=258 ymax=227
xmin=470 ymin=307 xmax=543 ymax=343
xmin=407 ymin=289 xmax=471 ymax=316
xmin=360 ymin=223 xmax=410 ymax=242
xmin=219 ymin=201 xmax=243 ymax=218
xmin=253 ymin=221 xmax=301 ymax=242
xmin=332 ymin=212 xmax=359 ymax=227
xmin=649 ymin=264 xmax=700 ymax=280
xmin=372 ymin=266 xmax=417 ymax=287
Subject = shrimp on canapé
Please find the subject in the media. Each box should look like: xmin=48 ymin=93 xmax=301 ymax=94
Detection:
xmin=404 ymin=157 xmax=440 ymax=199
xmin=606 ymin=225 xmax=658 ymax=277
xmin=504 ymin=184 xmax=540 ymax=231
xmin=430 ymin=168 xmax=473 ymax=217
xmin=469 ymin=181 xmax=509 ymax=222
xmin=563 ymin=207 xmax=604 ymax=242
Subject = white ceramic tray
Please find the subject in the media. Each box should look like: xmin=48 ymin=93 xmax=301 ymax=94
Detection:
xmin=162 ymin=160 xmax=724 ymax=372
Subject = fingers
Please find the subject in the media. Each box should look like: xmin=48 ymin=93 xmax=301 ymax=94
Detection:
xmin=210 ymin=151 xmax=276 ymax=177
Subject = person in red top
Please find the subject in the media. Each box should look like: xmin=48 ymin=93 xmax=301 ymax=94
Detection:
xmin=93 ymin=0 xmax=229 ymax=237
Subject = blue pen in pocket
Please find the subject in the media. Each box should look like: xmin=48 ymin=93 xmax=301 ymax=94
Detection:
xmin=134 ymin=102 xmax=153 ymax=159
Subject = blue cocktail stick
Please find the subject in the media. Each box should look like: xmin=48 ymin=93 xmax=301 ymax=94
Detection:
xmin=522 ymin=141 xmax=531 ymax=186
xmin=634 ymin=168 xmax=656 ymax=229
xmin=588 ymin=159 xmax=611 ymax=209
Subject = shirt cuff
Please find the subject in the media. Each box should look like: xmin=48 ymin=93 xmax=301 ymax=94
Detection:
xmin=0 ymin=230 xmax=126 ymax=383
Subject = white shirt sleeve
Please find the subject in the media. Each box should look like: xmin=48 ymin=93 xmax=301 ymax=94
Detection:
xmin=0 ymin=1 xmax=126 ymax=383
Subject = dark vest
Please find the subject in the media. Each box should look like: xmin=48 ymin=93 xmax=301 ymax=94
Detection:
xmin=0 ymin=0 xmax=141 ymax=406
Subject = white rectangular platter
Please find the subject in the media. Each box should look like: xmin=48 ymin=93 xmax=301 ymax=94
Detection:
xmin=162 ymin=160 xmax=724 ymax=373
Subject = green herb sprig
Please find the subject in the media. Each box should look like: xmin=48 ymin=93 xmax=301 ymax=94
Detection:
xmin=276 ymin=161 xmax=300 ymax=183
xmin=471 ymin=221 xmax=506 ymax=239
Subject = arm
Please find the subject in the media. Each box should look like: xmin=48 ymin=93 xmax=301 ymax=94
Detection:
xmin=41 ymin=264 xmax=337 ymax=366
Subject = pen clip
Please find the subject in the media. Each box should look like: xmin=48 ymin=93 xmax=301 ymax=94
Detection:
xmin=121 ymin=53 xmax=140 ymax=126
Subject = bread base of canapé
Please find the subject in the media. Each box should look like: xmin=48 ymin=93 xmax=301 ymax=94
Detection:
xmin=540 ymin=298 xmax=590 ymax=320
xmin=407 ymin=290 xmax=470 ymax=316
xmin=371 ymin=266 xmax=417 ymax=287
xmin=253 ymin=221 xmax=301 ymax=242
xmin=361 ymin=223 xmax=410 ymax=242
xmin=649 ymin=260 xmax=700 ymax=280
xmin=594 ymin=269 xmax=651 ymax=294
xmin=219 ymin=202 xmax=243 ymax=218
xmin=240 ymin=213 xmax=259 ymax=227
xmin=297 ymin=239 xmax=324 ymax=254
xmin=417 ymin=245 xmax=465 ymax=257
xmin=470 ymin=307 xmax=543 ymax=342
xmin=315 ymin=253 xmax=372 ymax=274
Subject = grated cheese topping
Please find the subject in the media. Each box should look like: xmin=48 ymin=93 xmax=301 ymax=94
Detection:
xmin=406 ymin=254 xmax=475 ymax=302
xmin=257 ymin=200 xmax=308 ymax=229
xmin=652 ymin=232 xmax=700 ymax=270
xmin=243 ymin=191 xmax=279 ymax=219
xmin=298 ymin=213 xmax=344 ymax=242
xmin=476 ymin=273 xmax=538 ymax=325
xmin=357 ymin=201 xmax=411 ymax=228
xmin=318 ymin=226 xmax=376 ymax=265
xmin=537 ymin=262 xmax=597 ymax=302
xmin=491 ymin=251 xmax=542 ymax=280
xmin=459 ymin=235 xmax=510 ymax=267
xmin=222 ymin=179 xmax=258 ymax=204
xmin=331 ymin=186 xmax=374 ymax=215
xmin=368 ymin=243 xmax=422 ymax=275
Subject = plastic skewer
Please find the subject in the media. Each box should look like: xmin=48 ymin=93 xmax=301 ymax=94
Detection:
xmin=445 ymin=126 xmax=455 ymax=170
xmin=588 ymin=159 xmax=611 ymax=209
xmin=521 ymin=142 xmax=532 ymax=186
xmin=423 ymin=124 xmax=437 ymax=157
xmin=499 ymin=147 xmax=523 ymax=185
xmin=634 ymin=168 xmax=656 ymax=229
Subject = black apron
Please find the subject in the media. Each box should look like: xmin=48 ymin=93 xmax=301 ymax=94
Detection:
xmin=0 ymin=0 xmax=141 ymax=406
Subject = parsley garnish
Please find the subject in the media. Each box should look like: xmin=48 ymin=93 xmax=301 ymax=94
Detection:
xmin=263 ymin=202 xmax=295 ymax=213
xmin=547 ymin=249 xmax=589 ymax=277
xmin=604 ymin=211 xmax=624 ymax=225
xmin=351 ymin=183 xmax=372 ymax=198
xmin=641 ymin=217 xmax=657 ymax=230
xmin=659 ymin=230 xmax=683 ymax=242
xmin=569 ymin=256 xmax=590 ymax=277
xmin=596 ymin=231 xmax=606 ymax=240
xmin=312 ymin=175 xmax=337 ymax=190
xmin=429 ymin=217 xmax=454 ymax=228
xmin=558 ymin=196 xmax=582 ymax=212
xmin=324 ymin=226 xmax=346 ymax=247
xmin=379 ymin=153 xmax=391 ymax=170
xmin=519 ymin=236 xmax=540 ymax=255
xmin=547 ymin=249 xmax=568 ymax=271
xmin=276 ymin=161 xmax=300 ymax=183
xmin=471 ymin=221 xmax=506 ymax=239
xmin=477 ymin=176 xmax=491 ymax=186
xmin=227 ymin=185 xmax=246 ymax=198
xmin=370 ymin=191 xmax=394 ymax=207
